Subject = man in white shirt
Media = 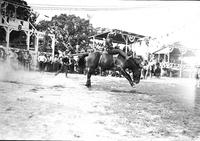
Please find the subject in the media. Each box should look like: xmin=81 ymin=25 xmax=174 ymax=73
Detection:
xmin=38 ymin=53 xmax=47 ymax=72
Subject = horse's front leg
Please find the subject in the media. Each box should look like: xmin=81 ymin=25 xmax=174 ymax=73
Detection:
xmin=85 ymin=67 xmax=93 ymax=87
xmin=120 ymin=68 xmax=134 ymax=86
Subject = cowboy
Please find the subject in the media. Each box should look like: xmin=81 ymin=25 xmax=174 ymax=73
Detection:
xmin=55 ymin=55 xmax=70 ymax=77
xmin=105 ymin=31 xmax=129 ymax=60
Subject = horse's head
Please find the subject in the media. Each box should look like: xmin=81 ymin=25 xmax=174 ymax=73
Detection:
xmin=126 ymin=57 xmax=143 ymax=84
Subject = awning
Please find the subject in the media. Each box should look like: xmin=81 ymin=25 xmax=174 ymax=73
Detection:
xmin=89 ymin=29 xmax=147 ymax=45
xmin=153 ymin=47 xmax=174 ymax=54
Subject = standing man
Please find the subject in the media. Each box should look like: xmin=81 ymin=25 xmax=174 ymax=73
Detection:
xmin=52 ymin=54 xmax=59 ymax=72
xmin=38 ymin=52 xmax=47 ymax=72
xmin=26 ymin=51 xmax=32 ymax=71
xmin=55 ymin=55 xmax=69 ymax=77
xmin=196 ymin=66 xmax=200 ymax=88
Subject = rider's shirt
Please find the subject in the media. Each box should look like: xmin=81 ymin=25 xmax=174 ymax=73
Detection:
xmin=105 ymin=38 xmax=113 ymax=50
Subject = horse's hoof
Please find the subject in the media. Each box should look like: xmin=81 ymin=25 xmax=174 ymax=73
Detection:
xmin=85 ymin=83 xmax=91 ymax=87
xmin=85 ymin=85 xmax=91 ymax=88
xmin=130 ymin=82 xmax=135 ymax=87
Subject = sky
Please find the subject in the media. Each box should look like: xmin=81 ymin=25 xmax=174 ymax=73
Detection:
xmin=25 ymin=0 xmax=200 ymax=49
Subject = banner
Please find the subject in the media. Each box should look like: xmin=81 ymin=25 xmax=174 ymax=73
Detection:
xmin=169 ymin=47 xmax=174 ymax=53
xmin=128 ymin=35 xmax=135 ymax=42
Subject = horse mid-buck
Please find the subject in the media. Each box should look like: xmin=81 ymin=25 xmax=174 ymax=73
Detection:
xmin=81 ymin=51 xmax=143 ymax=87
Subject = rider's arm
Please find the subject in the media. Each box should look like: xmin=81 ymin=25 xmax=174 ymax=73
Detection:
xmin=105 ymin=38 xmax=113 ymax=49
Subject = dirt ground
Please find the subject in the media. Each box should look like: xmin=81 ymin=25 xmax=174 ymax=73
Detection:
xmin=0 ymin=66 xmax=200 ymax=140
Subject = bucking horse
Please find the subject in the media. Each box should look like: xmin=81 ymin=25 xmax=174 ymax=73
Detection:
xmin=81 ymin=51 xmax=143 ymax=87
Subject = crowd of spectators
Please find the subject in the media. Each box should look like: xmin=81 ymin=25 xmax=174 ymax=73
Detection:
xmin=37 ymin=51 xmax=77 ymax=74
xmin=5 ymin=48 xmax=32 ymax=70
xmin=141 ymin=57 xmax=162 ymax=79
xmin=140 ymin=54 xmax=187 ymax=79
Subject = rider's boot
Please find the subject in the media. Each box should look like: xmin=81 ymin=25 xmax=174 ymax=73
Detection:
xmin=125 ymin=55 xmax=132 ymax=61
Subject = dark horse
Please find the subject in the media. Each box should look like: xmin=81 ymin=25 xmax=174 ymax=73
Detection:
xmin=83 ymin=51 xmax=143 ymax=87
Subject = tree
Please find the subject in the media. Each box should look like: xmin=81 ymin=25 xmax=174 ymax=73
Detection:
xmin=36 ymin=14 xmax=97 ymax=53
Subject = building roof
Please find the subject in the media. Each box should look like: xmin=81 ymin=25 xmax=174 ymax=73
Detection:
xmin=153 ymin=46 xmax=174 ymax=54
xmin=90 ymin=29 xmax=147 ymax=45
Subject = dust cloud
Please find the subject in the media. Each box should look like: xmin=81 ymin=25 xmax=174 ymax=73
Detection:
xmin=0 ymin=60 xmax=36 ymax=83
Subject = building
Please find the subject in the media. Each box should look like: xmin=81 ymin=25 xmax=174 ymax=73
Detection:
xmin=0 ymin=0 xmax=55 ymax=69
xmin=89 ymin=29 xmax=149 ymax=56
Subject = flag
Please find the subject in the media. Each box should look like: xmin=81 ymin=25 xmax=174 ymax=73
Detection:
xmin=44 ymin=15 xmax=49 ymax=18
xmin=87 ymin=14 xmax=91 ymax=20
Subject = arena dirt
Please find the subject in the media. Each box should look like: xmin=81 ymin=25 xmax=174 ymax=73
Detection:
xmin=0 ymin=62 xmax=200 ymax=140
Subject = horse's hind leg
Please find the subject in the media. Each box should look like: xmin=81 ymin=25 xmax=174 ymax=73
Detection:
xmin=85 ymin=67 xmax=93 ymax=87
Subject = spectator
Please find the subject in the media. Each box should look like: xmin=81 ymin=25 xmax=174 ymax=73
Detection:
xmin=45 ymin=55 xmax=53 ymax=72
xmin=52 ymin=54 xmax=60 ymax=72
xmin=154 ymin=62 xmax=161 ymax=78
xmin=25 ymin=51 xmax=32 ymax=71
xmin=8 ymin=48 xmax=18 ymax=70
xmin=142 ymin=60 xmax=148 ymax=79
xmin=38 ymin=52 xmax=47 ymax=72
xmin=68 ymin=56 xmax=75 ymax=73
xmin=195 ymin=67 xmax=200 ymax=88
